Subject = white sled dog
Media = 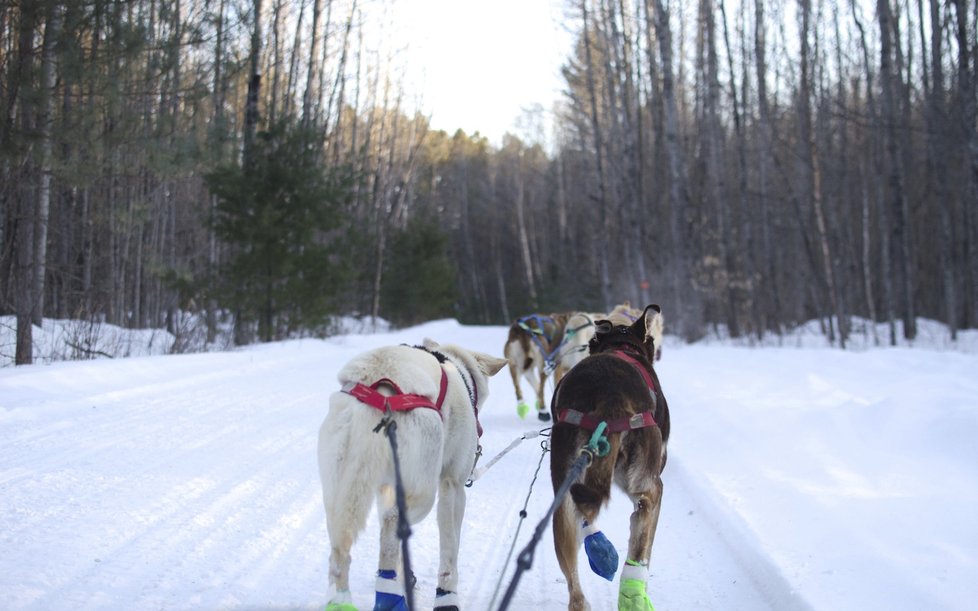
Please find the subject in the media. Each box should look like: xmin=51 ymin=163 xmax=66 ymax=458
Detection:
xmin=318 ymin=339 xmax=506 ymax=611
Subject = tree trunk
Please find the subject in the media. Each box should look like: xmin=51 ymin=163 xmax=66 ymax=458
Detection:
xmin=877 ymin=0 xmax=915 ymax=340
xmin=302 ymin=0 xmax=323 ymax=127
xmin=950 ymin=0 xmax=978 ymax=328
xmin=719 ymin=0 xmax=752 ymax=337
xmin=851 ymin=0 xmax=882 ymax=341
xmin=753 ymin=0 xmax=782 ymax=337
xmin=925 ymin=0 xmax=957 ymax=339
xmin=650 ymin=0 xmax=697 ymax=337
xmin=237 ymin=0 xmax=263 ymax=345
xmin=13 ymin=2 xmax=38 ymax=365
xmin=699 ymin=0 xmax=740 ymax=337
xmin=513 ymin=151 xmax=538 ymax=304
xmin=799 ymin=0 xmax=845 ymax=346
xmin=582 ymin=0 xmax=612 ymax=309
xmin=243 ymin=0 xmax=263 ymax=169
xmin=29 ymin=3 xmax=60 ymax=329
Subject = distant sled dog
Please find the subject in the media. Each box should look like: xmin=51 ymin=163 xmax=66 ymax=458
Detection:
xmin=503 ymin=312 xmax=571 ymax=421
xmin=318 ymin=339 xmax=506 ymax=611
xmin=549 ymin=305 xmax=670 ymax=611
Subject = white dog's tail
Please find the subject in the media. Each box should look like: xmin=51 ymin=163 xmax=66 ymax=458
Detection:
xmin=319 ymin=391 xmax=390 ymax=540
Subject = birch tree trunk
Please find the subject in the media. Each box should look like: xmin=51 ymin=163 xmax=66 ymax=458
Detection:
xmin=30 ymin=2 xmax=61 ymax=329
xmin=302 ymin=0 xmax=323 ymax=127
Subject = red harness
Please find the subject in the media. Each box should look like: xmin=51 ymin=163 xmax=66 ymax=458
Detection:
xmin=341 ymin=366 xmax=485 ymax=437
xmin=342 ymin=368 xmax=449 ymax=417
xmin=557 ymin=349 xmax=658 ymax=432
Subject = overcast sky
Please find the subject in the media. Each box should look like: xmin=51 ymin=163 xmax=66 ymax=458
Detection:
xmin=386 ymin=0 xmax=574 ymax=146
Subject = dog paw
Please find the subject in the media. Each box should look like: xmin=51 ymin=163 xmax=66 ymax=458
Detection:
xmin=327 ymin=589 xmax=356 ymax=611
xmin=517 ymin=401 xmax=530 ymax=419
xmin=433 ymin=587 xmax=460 ymax=611
xmin=374 ymin=570 xmax=407 ymax=611
xmin=618 ymin=578 xmax=654 ymax=611
xmin=583 ymin=528 xmax=618 ymax=580
xmin=537 ymin=410 xmax=552 ymax=422
xmin=372 ymin=592 xmax=407 ymax=611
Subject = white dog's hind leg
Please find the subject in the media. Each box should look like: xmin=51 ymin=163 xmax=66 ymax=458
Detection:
xmin=320 ymin=396 xmax=381 ymax=608
xmin=374 ymin=503 xmax=409 ymax=611
xmin=434 ymin=477 xmax=466 ymax=610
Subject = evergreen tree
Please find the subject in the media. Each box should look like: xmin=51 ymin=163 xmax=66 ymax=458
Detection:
xmin=206 ymin=124 xmax=354 ymax=342
xmin=381 ymin=216 xmax=458 ymax=327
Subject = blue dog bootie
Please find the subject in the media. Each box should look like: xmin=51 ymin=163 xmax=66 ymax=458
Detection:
xmin=434 ymin=587 xmax=460 ymax=611
xmin=582 ymin=520 xmax=618 ymax=580
xmin=373 ymin=569 xmax=407 ymax=611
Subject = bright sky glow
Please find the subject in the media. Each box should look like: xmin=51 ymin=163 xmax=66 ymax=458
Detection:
xmin=387 ymin=0 xmax=573 ymax=146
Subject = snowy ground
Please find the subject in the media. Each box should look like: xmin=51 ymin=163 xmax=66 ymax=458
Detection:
xmin=1 ymin=318 xmax=976 ymax=610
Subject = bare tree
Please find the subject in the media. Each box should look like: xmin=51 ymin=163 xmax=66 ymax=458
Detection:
xmin=924 ymin=0 xmax=957 ymax=339
xmin=649 ymin=0 xmax=699 ymax=337
xmin=877 ymin=0 xmax=916 ymax=341
xmin=798 ymin=0 xmax=846 ymax=346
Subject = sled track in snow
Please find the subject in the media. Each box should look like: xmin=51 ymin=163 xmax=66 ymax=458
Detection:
xmin=2 ymin=341 xmax=818 ymax=611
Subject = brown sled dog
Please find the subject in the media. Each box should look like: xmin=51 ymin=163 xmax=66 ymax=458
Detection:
xmin=503 ymin=312 xmax=571 ymax=420
xmin=548 ymin=305 xmax=670 ymax=611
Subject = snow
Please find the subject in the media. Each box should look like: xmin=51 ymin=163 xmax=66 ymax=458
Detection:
xmin=1 ymin=317 xmax=976 ymax=610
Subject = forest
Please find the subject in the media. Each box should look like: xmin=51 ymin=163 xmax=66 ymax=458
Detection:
xmin=2 ymin=0 xmax=976 ymax=364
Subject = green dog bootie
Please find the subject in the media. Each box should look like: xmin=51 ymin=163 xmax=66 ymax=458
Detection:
xmin=517 ymin=401 xmax=530 ymax=419
xmin=618 ymin=560 xmax=654 ymax=611
xmin=326 ymin=590 xmax=357 ymax=611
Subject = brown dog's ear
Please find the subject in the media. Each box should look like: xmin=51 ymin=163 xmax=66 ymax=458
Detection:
xmin=638 ymin=304 xmax=664 ymax=351
xmin=629 ymin=304 xmax=661 ymax=338
xmin=594 ymin=319 xmax=614 ymax=335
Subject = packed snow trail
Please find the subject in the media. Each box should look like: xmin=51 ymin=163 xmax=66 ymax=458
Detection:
xmin=2 ymin=320 xmax=976 ymax=610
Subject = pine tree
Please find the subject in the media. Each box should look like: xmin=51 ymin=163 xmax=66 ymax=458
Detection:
xmin=380 ymin=216 xmax=458 ymax=327
xmin=206 ymin=124 xmax=354 ymax=342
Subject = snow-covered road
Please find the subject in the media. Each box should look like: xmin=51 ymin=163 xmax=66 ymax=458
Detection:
xmin=2 ymin=320 xmax=975 ymax=610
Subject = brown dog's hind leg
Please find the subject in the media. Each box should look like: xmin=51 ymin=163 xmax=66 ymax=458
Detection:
xmin=553 ymin=498 xmax=589 ymax=611
xmin=626 ymin=475 xmax=663 ymax=564
xmin=506 ymin=355 xmax=524 ymax=404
